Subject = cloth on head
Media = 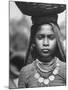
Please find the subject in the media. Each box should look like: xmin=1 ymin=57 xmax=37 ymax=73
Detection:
xmin=31 ymin=15 xmax=58 ymax=25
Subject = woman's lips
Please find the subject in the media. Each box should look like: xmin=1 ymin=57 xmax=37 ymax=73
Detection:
xmin=41 ymin=49 xmax=49 ymax=53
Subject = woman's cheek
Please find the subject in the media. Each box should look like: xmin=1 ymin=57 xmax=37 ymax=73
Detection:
xmin=35 ymin=40 xmax=43 ymax=50
xmin=49 ymin=40 xmax=57 ymax=50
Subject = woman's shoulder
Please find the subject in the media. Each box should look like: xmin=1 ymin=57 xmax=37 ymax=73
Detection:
xmin=20 ymin=61 xmax=35 ymax=78
xmin=57 ymin=58 xmax=66 ymax=70
xmin=57 ymin=58 xmax=66 ymax=79
xmin=21 ymin=61 xmax=35 ymax=71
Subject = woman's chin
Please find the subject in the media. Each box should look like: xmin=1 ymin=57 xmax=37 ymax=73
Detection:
xmin=41 ymin=52 xmax=50 ymax=57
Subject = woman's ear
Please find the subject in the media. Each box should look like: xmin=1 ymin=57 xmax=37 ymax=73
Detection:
xmin=32 ymin=43 xmax=36 ymax=48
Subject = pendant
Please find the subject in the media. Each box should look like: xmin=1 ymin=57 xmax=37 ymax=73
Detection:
xmin=49 ymin=75 xmax=55 ymax=81
xmin=34 ymin=73 xmax=40 ymax=79
xmin=43 ymin=79 xmax=49 ymax=85
xmin=38 ymin=77 xmax=44 ymax=83
xmin=56 ymin=63 xmax=60 ymax=67
xmin=53 ymin=67 xmax=59 ymax=75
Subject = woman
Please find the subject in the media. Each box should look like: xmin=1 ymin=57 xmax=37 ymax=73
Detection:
xmin=15 ymin=2 xmax=66 ymax=88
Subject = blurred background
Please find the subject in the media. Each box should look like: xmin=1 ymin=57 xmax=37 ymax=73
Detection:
xmin=9 ymin=1 xmax=66 ymax=88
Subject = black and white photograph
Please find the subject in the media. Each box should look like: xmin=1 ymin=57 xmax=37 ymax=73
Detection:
xmin=9 ymin=0 xmax=66 ymax=89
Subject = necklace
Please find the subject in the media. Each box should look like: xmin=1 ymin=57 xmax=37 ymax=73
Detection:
xmin=36 ymin=57 xmax=57 ymax=73
xmin=34 ymin=58 xmax=60 ymax=85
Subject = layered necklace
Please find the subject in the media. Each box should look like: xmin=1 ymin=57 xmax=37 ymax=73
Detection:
xmin=34 ymin=57 xmax=60 ymax=85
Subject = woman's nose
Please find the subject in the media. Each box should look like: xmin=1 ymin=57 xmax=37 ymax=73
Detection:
xmin=43 ymin=37 xmax=49 ymax=46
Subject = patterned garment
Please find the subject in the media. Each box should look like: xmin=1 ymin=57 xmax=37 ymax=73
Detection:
xmin=18 ymin=58 xmax=66 ymax=88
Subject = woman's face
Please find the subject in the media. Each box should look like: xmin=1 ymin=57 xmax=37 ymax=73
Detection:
xmin=35 ymin=24 xmax=57 ymax=58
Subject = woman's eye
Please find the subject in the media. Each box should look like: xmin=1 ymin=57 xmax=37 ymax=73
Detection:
xmin=37 ymin=35 xmax=43 ymax=40
xmin=48 ymin=35 xmax=55 ymax=40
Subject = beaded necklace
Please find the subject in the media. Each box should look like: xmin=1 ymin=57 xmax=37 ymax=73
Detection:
xmin=34 ymin=58 xmax=60 ymax=85
xmin=36 ymin=58 xmax=56 ymax=72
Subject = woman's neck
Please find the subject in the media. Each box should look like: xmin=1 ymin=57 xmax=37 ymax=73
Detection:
xmin=37 ymin=55 xmax=55 ymax=65
xmin=36 ymin=57 xmax=57 ymax=72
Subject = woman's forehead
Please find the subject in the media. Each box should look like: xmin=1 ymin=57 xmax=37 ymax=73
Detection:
xmin=36 ymin=24 xmax=54 ymax=35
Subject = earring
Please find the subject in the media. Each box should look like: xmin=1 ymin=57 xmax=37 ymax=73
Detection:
xmin=32 ymin=44 xmax=35 ymax=48
xmin=31 ymin=44 xmax=36 ymax=50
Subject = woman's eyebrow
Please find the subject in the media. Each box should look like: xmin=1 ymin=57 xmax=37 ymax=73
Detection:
xmin=37 ymin=34 xmax=44 ymax=37
xmin=38 ymin=33 xmax=54 ymax=35
xmin=47 ymin=34 xmax=55 ymax=37
xmin=48 ymin=33 xmax=54 ymax=35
